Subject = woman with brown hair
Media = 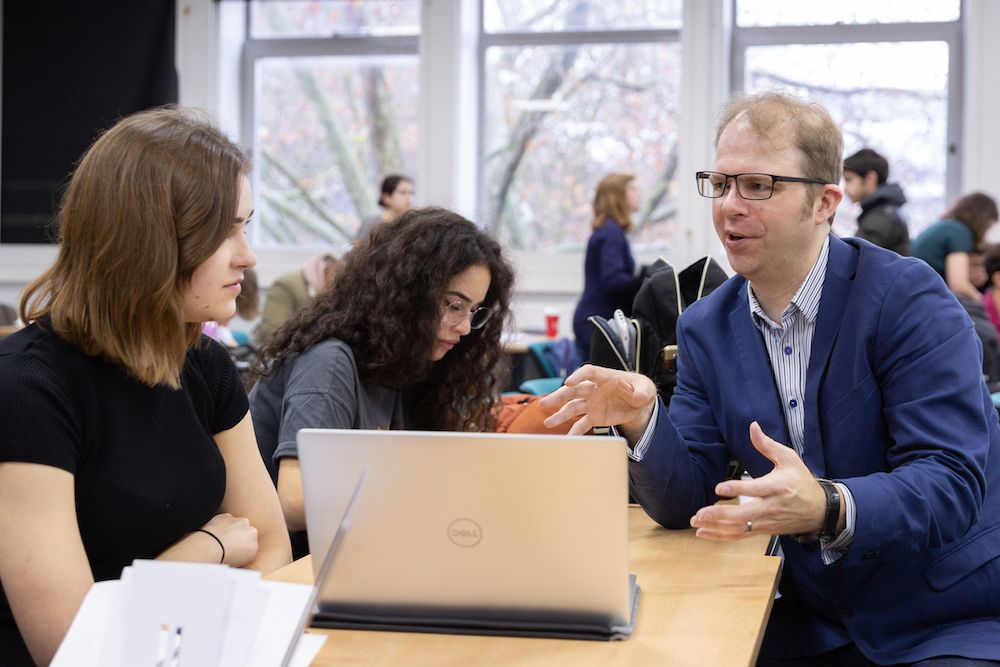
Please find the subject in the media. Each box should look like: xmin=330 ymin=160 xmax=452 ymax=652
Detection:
xmin=572 ymin=173 xmax=641 ymax=362
xmin=249 ymin=207 xmax=514 ymax=547
xmin=0 ymin=107 xmax=291 ymax=666
xmin=912 ymin=191 xmax=999 ymax=300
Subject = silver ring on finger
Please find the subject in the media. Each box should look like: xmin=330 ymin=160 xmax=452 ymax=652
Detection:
xmin=745 ymin=520 xmax=753 ymax=533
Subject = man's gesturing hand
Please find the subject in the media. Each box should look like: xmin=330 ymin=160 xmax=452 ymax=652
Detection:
xmin=539 ymin=365 xmax=657 ymax=440
xmin=689 ymin=421 xmax=828 ymax=540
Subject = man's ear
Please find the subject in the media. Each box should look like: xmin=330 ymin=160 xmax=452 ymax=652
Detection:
xmin=816 ymin=184 xmax=843 ymax=226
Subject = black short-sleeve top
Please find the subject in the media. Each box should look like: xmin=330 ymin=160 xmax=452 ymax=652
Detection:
xmin=0 ymin=324 xmax=248 ymax=665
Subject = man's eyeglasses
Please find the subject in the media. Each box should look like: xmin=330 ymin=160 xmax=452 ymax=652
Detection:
xmin=442 ymin=299 xmax=493 ymax=330
xmin=695 ymin=171 xmax=830 ymax=201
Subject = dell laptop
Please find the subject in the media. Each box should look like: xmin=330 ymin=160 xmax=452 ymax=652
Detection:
xmin=297 ymin=429 xmax=639 ymax=640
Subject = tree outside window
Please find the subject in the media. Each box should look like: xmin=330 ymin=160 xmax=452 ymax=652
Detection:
xmin=480 ymin=0 xmax=683 ymax=252
xmin=248 ymin=1 xmax=419 ymax=247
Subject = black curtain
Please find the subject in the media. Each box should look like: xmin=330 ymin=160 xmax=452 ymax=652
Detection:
xmin=1 ymin=0 xmax=178 ymax=243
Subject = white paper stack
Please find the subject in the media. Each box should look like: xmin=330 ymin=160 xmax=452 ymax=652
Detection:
xmin=51 ymin=560 xmax=326 ymax=667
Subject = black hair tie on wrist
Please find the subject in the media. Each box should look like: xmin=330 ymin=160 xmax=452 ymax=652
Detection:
xmin=196 ymin=528 xmax=225 ymax=564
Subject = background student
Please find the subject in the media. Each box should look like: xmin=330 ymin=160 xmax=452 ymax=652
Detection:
xmin=572 ymin=173 xmax=641 ymax=362
xmin=912 ymin=191 xmax=999 ymax=301
xmin=0 ymin=107 xmax=291 ymax=667
xmin=254 ymin=254 xmax=342 ymax=346
xmin=356 ymin=173 xmax=415 ymax=239
xmin=842 ymin=147 xmax=910 ymax=255
xmin=249 ymin=208 xmax=514 ymax=553
xmin=206 ymin=268 xmax=260 ymax=348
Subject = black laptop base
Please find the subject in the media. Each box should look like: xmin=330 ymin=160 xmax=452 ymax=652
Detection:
xmin=312 ymin=576 xmax=641 ymax=642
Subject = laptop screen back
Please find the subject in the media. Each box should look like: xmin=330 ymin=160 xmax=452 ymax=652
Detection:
xmin=297 ymin=429 xmax=631 ymax=626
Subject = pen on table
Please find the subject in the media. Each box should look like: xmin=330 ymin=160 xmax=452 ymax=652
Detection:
xmin=154 ymin=623 xmax=170 ymax=667
xmin=168 ymin=626 xmax=183 ymax=667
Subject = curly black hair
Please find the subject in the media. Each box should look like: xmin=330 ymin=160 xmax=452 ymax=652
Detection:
xmin=252 ymin=207 xmax=515 ymax=431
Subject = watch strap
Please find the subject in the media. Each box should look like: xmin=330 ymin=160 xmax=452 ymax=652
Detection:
xmin=817 ymin=479 xmax=841 ymax=538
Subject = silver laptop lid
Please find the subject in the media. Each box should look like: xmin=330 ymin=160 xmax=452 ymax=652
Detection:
xmin=279 ymin=467 xmax=365 ymax=667
xmin=297 ymin=429 xmax=631 ymax=625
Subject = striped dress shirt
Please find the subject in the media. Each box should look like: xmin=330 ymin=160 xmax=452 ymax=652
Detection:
xmin=629 ymin=235 xmax=854 ymax=563
xmin=748 ymin=236 xmax=855 ymax=563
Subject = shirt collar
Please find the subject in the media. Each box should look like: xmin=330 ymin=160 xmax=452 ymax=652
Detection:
xmin=749 ymin=235 xmax=830 ymax=329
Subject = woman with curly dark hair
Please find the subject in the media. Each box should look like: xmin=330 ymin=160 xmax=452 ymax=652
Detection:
xmin=249 ymin=207 xmax=515 ymax=537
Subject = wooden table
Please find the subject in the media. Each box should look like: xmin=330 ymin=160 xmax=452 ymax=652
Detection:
xmin=501 ymin=331 xmax=556 ymax=355
xmin=266 ymin=506 xmax=782 ymax=666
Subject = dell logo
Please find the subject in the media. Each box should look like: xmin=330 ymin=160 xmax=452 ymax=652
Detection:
xmin=447 ymin=518 xmax=482 ymax=547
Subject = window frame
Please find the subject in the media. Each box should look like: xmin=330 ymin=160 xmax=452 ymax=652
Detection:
xmin=730 ymin=2 xmax=965 ymax=206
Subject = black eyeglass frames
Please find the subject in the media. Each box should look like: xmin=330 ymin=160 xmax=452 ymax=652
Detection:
xmin=695 ymin=171 xmax=830 ymax=201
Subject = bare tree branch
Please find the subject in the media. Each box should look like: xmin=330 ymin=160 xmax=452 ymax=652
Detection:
xmin=749 ymin=72 xmax=946 ymax=101
xmin=261 ymin=209 xmax=300 ymax=245
xmin=364 ymin=67 xmax=403 ymax=176
xmin=261 ymin=191 xmax=351 ymax=244
xmin=293 ymin=66 xmax=374 ymax=220
xmin=576 ymin=71 xmax=652 ymax=93
xmin=635 ymin=145 xmax=679 ymax=234
xmin=262 ymin=150 xmax=356 ymax=241
xmin=487 ymin=0 xmax=592 ymax=242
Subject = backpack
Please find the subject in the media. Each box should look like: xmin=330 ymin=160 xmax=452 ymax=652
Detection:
xmin=589 ymin=256 xmax=728 ymax=404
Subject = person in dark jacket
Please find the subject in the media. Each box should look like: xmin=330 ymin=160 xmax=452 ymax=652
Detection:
xmin=843 ymin=148 xmax=910 ymax=255
xmin=572 ymin=173 xmax=640 ymax=362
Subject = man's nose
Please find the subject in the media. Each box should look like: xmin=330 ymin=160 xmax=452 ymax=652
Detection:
xmin=719 ymin=179 xmax=748 ymax=214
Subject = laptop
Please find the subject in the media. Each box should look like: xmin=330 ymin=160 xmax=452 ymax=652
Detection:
xmin=297 ymin=429 xmax=640 ymax=641
xmin=279 ymin=468 xmax=365 ymax=667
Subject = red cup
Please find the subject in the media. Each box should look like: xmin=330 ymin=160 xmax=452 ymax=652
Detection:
xmin=544 ymin=311 xmax=559 ymax=338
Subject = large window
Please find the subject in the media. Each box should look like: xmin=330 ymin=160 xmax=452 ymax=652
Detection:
xmin=244 ymin=1 xmax=420 ymax=247
xmin=480 ymin=1 xmax=683 ymax=252
xmin=733 ymin=1 xmax=963 ymax=238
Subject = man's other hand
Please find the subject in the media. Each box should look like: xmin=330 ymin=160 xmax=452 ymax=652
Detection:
xmin=689 ymin=421 xmax=827 ymax=540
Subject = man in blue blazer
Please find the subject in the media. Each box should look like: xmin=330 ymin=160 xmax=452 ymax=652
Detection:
xmin=543 ymin=92 xmax=1000 ymax=666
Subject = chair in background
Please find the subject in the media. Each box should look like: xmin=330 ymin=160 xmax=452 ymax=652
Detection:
xmin=517 ymin=339 xmax=580 ymax=395
xmin=0 ymin=303 xmax=17 ymax=326
xmin=527 ymin=341 xmax=558 ymax=377
xmin=528 ymin=338 xmax=580 ymax=378
xmin=519 ymin=377 xmax=564 ymax=395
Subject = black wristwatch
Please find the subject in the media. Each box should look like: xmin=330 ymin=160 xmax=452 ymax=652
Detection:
xmin=817 ymin=479 xmax=841 ymax=539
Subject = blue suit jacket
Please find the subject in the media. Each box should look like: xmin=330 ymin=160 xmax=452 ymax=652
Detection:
xmin=631 ymin=235 xmax=1000 ymax=663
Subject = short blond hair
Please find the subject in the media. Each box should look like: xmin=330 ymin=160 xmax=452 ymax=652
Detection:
xmin=21 ymin=107 xmax=250 ymax=388
xmin=715 ymin=92 xmax=843 ymax=186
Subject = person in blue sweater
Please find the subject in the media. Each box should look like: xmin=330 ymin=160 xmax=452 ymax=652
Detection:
xmin=572 ymin=173 xmax=641 ymax=361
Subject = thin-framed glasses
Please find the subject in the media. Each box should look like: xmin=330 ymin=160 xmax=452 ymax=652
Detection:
xmin=442 ymin=299 xmax=493 ymax=330
xmin=695 ymin=171 xmax=830 ymax=201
